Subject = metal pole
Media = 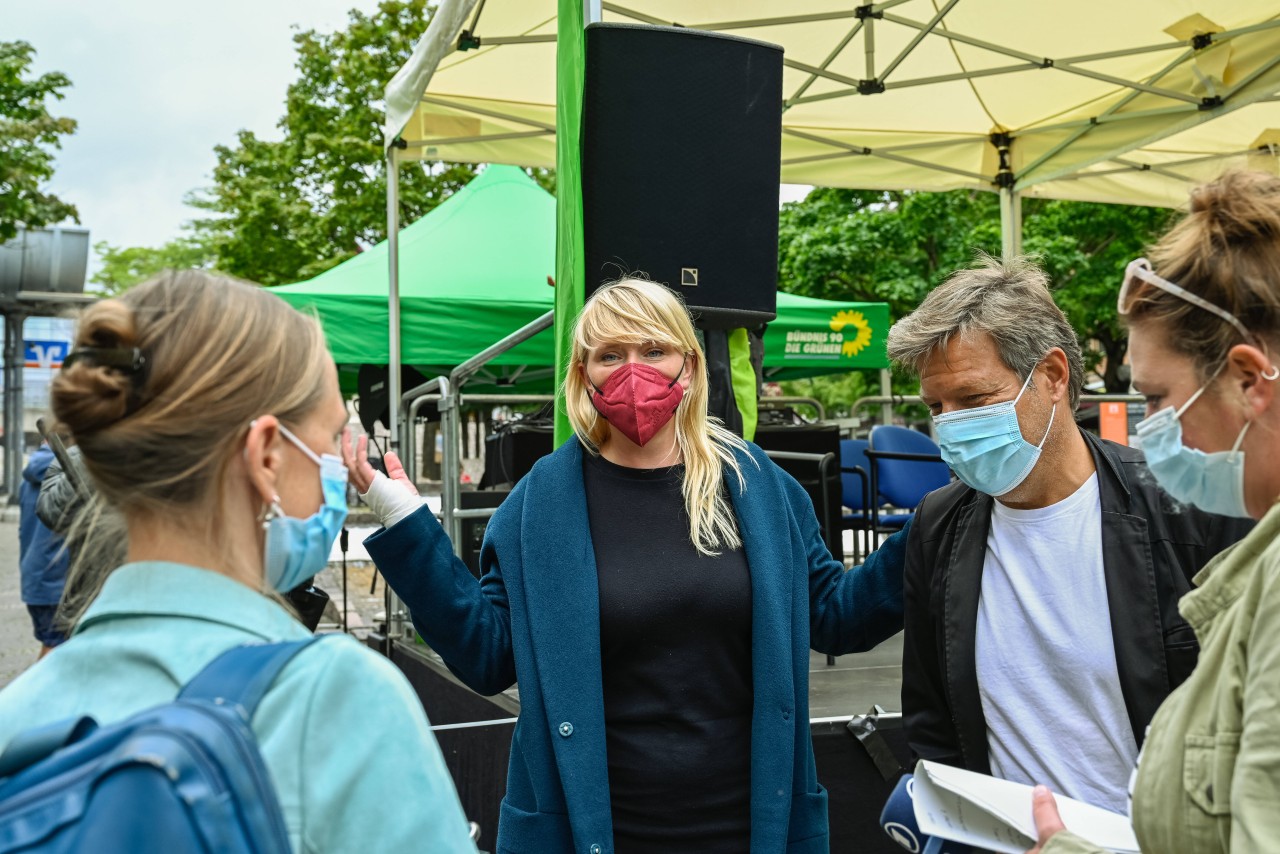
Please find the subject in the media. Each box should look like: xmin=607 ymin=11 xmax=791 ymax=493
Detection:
xmin=385 ymin=147 xmax=408 ymax=645
xmin=3 ymin=314 xmax=25 ymax=503
xmin=387 ymin=147 xmax=402 ymax=453
xmin=879 ymin=368 xmax=893 ymax=428
xmin=1000 ymin=186 xmax=1023 ymax=257
xmin=584 ymin=0 xmax=601 ymax=24
xmin=438 ymin=377 xmax=460 ymax=546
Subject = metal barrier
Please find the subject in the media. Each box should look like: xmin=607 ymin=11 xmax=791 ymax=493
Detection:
xmin=759 ymin=396 xmax=826 ymax=421
xmin=390 ymin=310 xmax=555 ymax=641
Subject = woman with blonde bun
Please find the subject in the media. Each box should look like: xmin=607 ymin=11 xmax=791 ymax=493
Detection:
xmin=1029 ymin=171 xmax=1280 ymax=853
xmin=350 ymin=278 xmax=908 ymax=853
xmin=0 ymin=271 xmax=476 ymax=853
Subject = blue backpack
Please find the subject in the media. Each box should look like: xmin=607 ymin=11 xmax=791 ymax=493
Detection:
xmin=0 ymin=638 xmax=321 ymax=853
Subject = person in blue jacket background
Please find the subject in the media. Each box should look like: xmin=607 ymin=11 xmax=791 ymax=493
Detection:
xmin=18 ymin=443 xmax=70 ymax=658
xmin=350 ymin=278 xmax=908 ymax=854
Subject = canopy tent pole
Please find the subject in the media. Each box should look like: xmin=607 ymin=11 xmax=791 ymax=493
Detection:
xmin=993 ymin=131 xmax=1022 ymax=257
xmin=382 ymin=0 xmax=480 ymax=452
xmin=1000 ymin=186 xmax=1022 ymax=258
xmin=387 ymin=147 xmax=402 ymax=451
xmin=878 ymin=368 xmax=893 ymax=428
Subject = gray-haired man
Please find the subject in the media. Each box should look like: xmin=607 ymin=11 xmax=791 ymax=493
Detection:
xmin=887 ymin=255 xmax=1251 ymax=812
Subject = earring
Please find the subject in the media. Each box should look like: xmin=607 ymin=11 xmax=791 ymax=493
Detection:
xmin=258 ymin=495 xmax=282 ymax=529
xmin=1263 ymin=365 xmax=1280 ymax=381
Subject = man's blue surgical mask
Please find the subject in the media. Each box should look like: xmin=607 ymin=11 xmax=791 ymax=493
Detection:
xmin=262 ymin=423 xmax=349 ymax=592
xmin=1134 ymin=378 xmax=1252 ymax=519
xmin=932 ymin=370 xmax=1055 ymax=497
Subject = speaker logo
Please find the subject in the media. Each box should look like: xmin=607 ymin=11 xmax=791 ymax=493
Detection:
xmin=681 ymin=268 xmax=699 ymax=286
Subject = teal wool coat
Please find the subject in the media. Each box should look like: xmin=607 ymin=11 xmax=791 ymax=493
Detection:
xmin=368 ymin=440 xmax=907 ymax=854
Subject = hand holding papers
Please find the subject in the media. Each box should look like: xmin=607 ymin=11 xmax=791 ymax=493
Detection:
xmin=881 ymin=761 xmax=1139 ymax=854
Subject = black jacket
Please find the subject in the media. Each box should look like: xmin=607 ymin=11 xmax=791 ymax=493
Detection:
xmin=901 ymin=428 xmax=1255 ymax=774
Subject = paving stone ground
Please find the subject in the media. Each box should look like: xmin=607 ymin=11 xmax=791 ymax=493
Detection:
xmin=0 ymin=517 xmax=40 ymax=688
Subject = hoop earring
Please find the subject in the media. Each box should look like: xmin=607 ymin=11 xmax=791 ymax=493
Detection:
xmin=1263 ymin=365 xmax=1280 ymax=382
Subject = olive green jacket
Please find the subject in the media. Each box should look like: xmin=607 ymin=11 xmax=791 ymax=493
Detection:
xmin=1044 ymin=502 xmax=1280 ymax=854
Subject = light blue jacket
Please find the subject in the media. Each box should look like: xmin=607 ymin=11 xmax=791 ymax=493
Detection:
xmin=0 ymin=562 xmax=476 ymax=854
xmin=368 ymin=439 xmax=908 ymax=854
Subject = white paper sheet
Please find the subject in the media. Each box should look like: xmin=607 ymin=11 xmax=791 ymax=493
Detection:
xmin=913 ymin=761 xmax=1140 ymax=854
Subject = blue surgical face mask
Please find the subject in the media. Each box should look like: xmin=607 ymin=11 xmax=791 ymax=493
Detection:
xmin=932 ymin=370 xmax=1055 ymax=497
xmin=1133 ymin=379 xmax=1252 ymax=518
xmin=262 ymin=423 xmax=349 ymax=592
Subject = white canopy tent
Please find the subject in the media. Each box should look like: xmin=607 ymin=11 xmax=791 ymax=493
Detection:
xmin=387 ymin=1 xmax=1280 ymax=214
xmin=380 ymin=0 xmax=1280 ymax=443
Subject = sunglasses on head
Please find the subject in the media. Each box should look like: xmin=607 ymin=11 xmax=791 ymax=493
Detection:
xmin=1117 ymin=258 xmax=1254 ymax=343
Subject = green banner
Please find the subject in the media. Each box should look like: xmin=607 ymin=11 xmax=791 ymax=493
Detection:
xmin=763 ymin=294 xmax=890 ymax=380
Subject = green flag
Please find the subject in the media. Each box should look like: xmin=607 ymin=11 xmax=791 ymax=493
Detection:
xmin=553 ymin=0 xmax=587 ymax=446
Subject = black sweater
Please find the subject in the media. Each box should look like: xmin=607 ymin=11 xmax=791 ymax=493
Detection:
xmin=583 ymin=452 xmax=753 ymax=852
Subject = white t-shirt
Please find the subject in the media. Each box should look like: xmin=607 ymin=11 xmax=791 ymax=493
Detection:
xmin=975 ymin=473 xmax=1139 ymax=814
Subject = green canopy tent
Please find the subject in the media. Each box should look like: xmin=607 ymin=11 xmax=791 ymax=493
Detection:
xmin=273 ymin=164 xmax=558 ymax=389
xmin=274 ymin=165 xmax=889 ymax=389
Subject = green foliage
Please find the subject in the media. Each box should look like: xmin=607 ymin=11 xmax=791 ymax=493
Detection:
xmin=777 ymin=186 xmax=1174 ymax=417
xmin=778 ymin=187 xmax=999 ymax=319
xmin=777 ymin=372 xmax=876 ymax=419
xmin=90 ymin=238 xmax=218 ymax=295
xmin=187 ymin=0 xmax=477 ymax=285
xmin=0 ymin=40 xmax=77 ymax=242
xmin=1022 ymin=198 xmax=1176 ymax=391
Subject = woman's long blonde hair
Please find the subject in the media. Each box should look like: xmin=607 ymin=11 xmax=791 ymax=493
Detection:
xmin=564 ymin=279 xmax=751 ymax=556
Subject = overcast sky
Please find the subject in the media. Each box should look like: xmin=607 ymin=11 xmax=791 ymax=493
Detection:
xmin=5 ymin=1 xmax=811 ymax=274
xmin=4 ymin=0 xmax=373 ymax=259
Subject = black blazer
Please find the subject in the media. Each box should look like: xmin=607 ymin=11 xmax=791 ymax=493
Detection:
xmin=901 ymin=428 xmax=1255 ymax=774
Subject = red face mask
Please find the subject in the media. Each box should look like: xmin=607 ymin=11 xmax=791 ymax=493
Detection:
xmin=588 ymin=357 xmax=686 ymax=446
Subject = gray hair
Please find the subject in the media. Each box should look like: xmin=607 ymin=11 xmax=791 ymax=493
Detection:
xmin=886 ymin=254 xmax=1084 ymax=409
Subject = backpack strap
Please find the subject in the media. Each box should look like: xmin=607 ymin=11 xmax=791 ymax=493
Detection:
xmin=179 ymin=637 xmax=324 ymax=720
xmin=0 ymin=716 xmax=98 ymax=779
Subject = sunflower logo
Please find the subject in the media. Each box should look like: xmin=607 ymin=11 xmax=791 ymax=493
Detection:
xmin=829 ymin=309 xmax=874 ymax=357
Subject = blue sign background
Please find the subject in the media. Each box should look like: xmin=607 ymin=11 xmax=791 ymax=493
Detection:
xmin=24 ymin=339 xmax=70 ymax=368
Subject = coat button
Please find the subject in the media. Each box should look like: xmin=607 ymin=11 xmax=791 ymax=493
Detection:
xmin=590 ymin=845 xmax=601 ymax=854
xmin=558 ymin=722 xmax=574 ymax=737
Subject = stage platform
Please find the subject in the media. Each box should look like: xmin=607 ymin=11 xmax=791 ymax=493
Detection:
xmin=375 ymin=630 xmax=908 ymax=853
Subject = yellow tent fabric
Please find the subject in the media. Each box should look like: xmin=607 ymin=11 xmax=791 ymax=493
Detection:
xmin=387 ymin=1 xmax=1280 ymax=208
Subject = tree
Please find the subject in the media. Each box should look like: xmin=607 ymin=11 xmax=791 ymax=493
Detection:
xmin=1021 ymin=199 xmax=1175 ymax=392
xmin=0 ymin=40 xmax=77 ymax=242
xmin=190 ymin=0 xmax=478 ymax=285
xmin=776 ymin=186 xmax=1173 ymax=413
xmin=98 ymin=1 xmax=557 ymax=290
xmin=91 ymin=237 xmax=217 ymax=295
xmin=777 ymin=187 xmax=999 ymax=321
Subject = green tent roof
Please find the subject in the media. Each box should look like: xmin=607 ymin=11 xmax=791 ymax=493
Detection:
xmin=274 ymin=164 xmax=557 ymax=379
xmin=275 ymin=164 xmax=888 ymax=384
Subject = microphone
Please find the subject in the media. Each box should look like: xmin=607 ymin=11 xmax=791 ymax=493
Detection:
xmin=880 ymin=774 xmax=975 ymax=854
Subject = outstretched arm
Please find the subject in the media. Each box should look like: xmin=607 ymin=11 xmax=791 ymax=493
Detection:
xmin=345 ymin=430 xmax=517 ymax=695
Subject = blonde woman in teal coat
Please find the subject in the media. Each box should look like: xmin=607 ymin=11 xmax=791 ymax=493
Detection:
xmin=352 ymin=279 xmax=908 ymax=853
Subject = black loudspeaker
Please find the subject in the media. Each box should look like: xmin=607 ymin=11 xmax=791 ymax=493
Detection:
xmin=582 ymin=24 xmax=783 ymax=329
xmin=754 ymin=423 xmax=843 ymax=563
xmin=481 ymin=422 xmax=554 ymax=489
xmin=356 ymin=364 xmax=433 ymax=434
xmin=459 ymin=490 xmax=511 ymax=578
